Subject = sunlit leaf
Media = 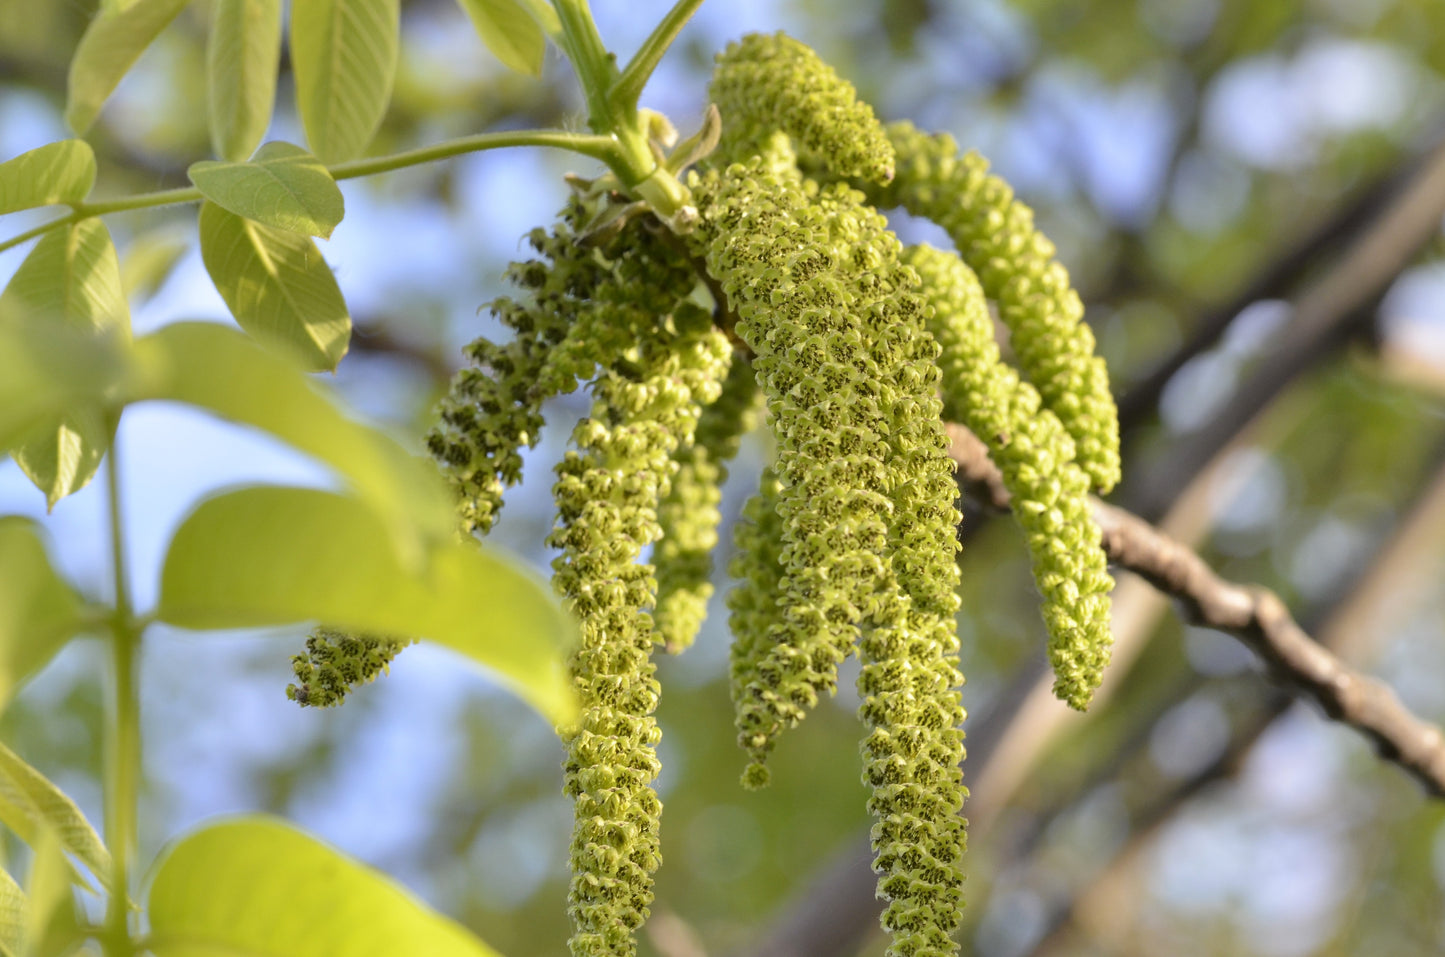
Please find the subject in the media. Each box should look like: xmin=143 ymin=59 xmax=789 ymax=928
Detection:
xmin=0 ymin=867 xmax=23 ymax=957
xmin=149 ymin=817 xmax=503 ymax=957
xmin=130 ymin=321 xmax=453 ymax=548
xmin=0 ymin=221 xmax=129 ymax=334
xmin=0 ymin=743 xmax=110 ymax=894
xmin=157 ymin=487 xmax=577 ymax=726
xmin=290 ymin=0 xmax=400 ymax=163
xmin=19 ymin=828 xmax=80 ymax=957
xmin=0 ymin=220 xmax=129 ymax=508
xmin=0 ymin=322 xmax=130 ymax=456
xmin=188 ymin=142 xmax=344 ymax=238
xmin=0 ymin=142 xmax=96 ymax=215
xmin=65 ymin=0 xmax=192 ymax=134
xmin=197 ymin=200 xmax=350 ymax=371
xmin=456 ymin=0 xmax=545 ymax=77
xmin=0 ymin=520 xmax=84 ymax=718
xmin=119 ymin=230 xmax=188 ymax=304
xmin=207 ymin=0 xmax=283 ymax=161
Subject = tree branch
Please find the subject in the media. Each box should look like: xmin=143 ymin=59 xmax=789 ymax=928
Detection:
xmin=947 ymin=425 xmax=1445 ymax=797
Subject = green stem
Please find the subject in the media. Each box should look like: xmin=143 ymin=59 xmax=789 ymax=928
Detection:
xmin=551 ymin=0 xmax=693 ymax=221
xmin=0 ymin=130 xmax=624 ymax=255
xmin=329 ymin=129 xmax=621 ymax=179
xmin=102 ymin=424 xmax=140 ymax=957
xmin=611 ymin=0 xmax=706 ymax=115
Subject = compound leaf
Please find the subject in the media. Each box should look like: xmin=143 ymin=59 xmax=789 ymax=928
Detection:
xmin=0 ymin=742 xmax=110 ymax=893
xmin=0 ymin=520 xmax=85 ymax=713
xmin=197 ymin=200 xmax=350 ymax=371
xmin=130 ymin=321 xmax=453 ymax=549
xmin=66 ymin=0 xmax=192 ymax=134
xmin=0 ymin=142 xmax=96 ymax=215
xmin=0 ymin=219 xmax=129 ymax=508
xmin=207 ymin=0 xmax=283 ymax=161
xmin=157 ymin=486 xmax=577 ymax=726
xmin=290 ymin=0 xmax=399 ymax=163
xmin=189 ymin=142 xmax=343 ymax=238
xmin=149 ymin=817 xmax=503 ymax=957
xmin=456 ymin=0 xmax=545 ymax=77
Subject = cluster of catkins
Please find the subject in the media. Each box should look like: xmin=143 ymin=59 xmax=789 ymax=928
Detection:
xmin=423 ymin=31 xmax=1118 ymax=957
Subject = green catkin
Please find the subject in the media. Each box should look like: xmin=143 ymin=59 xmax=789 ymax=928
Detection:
xmin=724 ymin=464 xmax=784 ymax=788
xmin=688 ymin=159 xmax=970 ymax=957
xmin=709 ymin=32 xmax=895 ymax=184
xmin=859 ymin=122 xmax=1121 ymax=494
xmin=654 ymin=358 xmax=762 ymax=654
xmin=286 ymin=628 xmax=413 ymax=707
xmin=427 ymin=193 xmax=611 ymax=535
xmin=688 ymin=153 xmax=894 ymax=782
xmin=906 ymin=243 xmax=1115 ymax=709
xmin=550 ymin=219 xmax=731 ymax=957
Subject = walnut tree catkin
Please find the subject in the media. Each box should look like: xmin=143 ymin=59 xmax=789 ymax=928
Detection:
xmin=907 ymin=243 xmax=1114 ymax=709
xmin=856 ymin=122 xmax=1121 ymax=494
xmin=548 ymin=213 xmax=731 ymax=957
xmin=653 ymin=358 xmax=761 ymax=654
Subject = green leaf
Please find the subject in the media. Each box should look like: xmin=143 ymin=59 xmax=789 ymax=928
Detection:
xmin=0 ymin=322 xmax=130 ymax=456
xmin=0 ymin=220 xmax=129 ymax=334
xmin=0 ymin=520 xmax=84 ymax=711
xmin=65 ymin=0 xmax=192 ymax=134
xmin=0 ymin=867 xmax=24 ymax=957
xmin=149 ymin=817 xmax=503 ymax=957
xmin=0 ymin=142 xmax=96 ymax=215
xmin=130 ymin=321 xmax=454 ymax=549
xmin=290 ymin=0 xmax=400 ymax=163
xmin=119 ymin=230 xmax=188 ymax=304
xmin=207 ymin=0 xmax=283 ymax=161
xmin=19 ymin=828 xmax=80 ymax=957
xmin=197 ymin=200 xmax=350 ymax=371
xmin=188 ymin=142 xmax=344 ymax=238
xmin=0 ymin=220 xmax=129 ymax=508
xmin=157 ymin=487 xmax=577 ymax=726
xmin=456 ymin=0 xmax=545 ymax=77
xmin=0 ymin=742 xmax=110 ymax=894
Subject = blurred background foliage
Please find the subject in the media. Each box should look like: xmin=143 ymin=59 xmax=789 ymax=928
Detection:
xmin=3 ymin=0 xmax=1445 ymax=955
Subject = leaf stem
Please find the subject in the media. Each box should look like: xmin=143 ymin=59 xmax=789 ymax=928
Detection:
xmin=611 ymin=0 xmax=706 ymax=115
xmin=328 ymin=129 xmax=622 ymax=179
xmin=102 ymin=421 xmax=140 ymax=957
xmin=0 ymin=130 xmax=626 ymax=255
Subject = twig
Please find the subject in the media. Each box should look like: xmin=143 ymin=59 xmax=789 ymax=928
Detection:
xmin=948 ymin=426 xmax=1445 ymax=797
xmin=1024 ymin=451 xmax=1445 ymax=955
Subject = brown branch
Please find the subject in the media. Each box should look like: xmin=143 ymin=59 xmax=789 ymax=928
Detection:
xmin=948 ymin=425 xmax=1445 ymax=797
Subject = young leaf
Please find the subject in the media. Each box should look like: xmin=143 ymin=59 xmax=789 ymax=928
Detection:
xmin=0 ymin=220 xmax=129 ymax=507
xmin=290 ymin=0 xmax=400 ymax=163
xmin=197 ymin=200 xmax=351 ymax=371
xmin=207 ymin=0 xmax=283 ymax=162
xmin=0 ymin=142 xmax=96 ymax=215
xmin=0 ymin=220 xmax=129 ymax=334
xmin=157 ymin=486 xmax=577 ymax=726
xmin=0 ymin=867 xmax=23 ymax=957
xmin=0 ymin=520 xmax=85 ymax=713
xmin=19 ymin=828 xmax=81 ymax=957
xmin=0 ymin=322 xmax=130 ymax=455
xmin=149 ymin=817 xmax=504 ymax=957
xmin=456 ymin=0 xmax=545 ymax=77
xmin=188 ymin=142 xmax=344 ymax=238
xmin=130 ymin=321 xmax=454 ymax=547
xmin=65 ymin=0 xmax=192 ymax=134
xmin=0 ymin=742 xmax=111 ymax=893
